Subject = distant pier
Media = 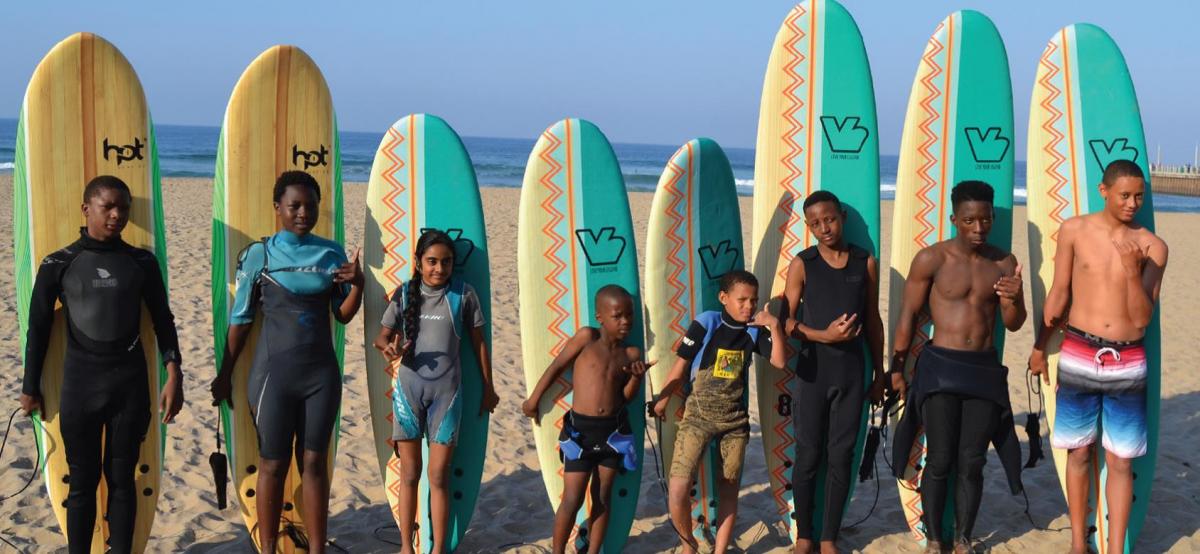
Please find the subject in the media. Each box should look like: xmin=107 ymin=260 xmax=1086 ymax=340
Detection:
xmin=1151 ymin=165 xmax=1200 ymax=197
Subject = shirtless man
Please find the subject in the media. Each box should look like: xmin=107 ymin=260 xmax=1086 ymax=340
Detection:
xmin=890 ymin=181 xmax=1027 ymax=553
xmin=1029 ymin=160 xmax=1167 ymax=554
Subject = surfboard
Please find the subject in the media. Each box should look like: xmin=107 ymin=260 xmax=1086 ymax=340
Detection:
xmin=210 ymin=45 xmax=343 ymax=552
xmin=645 ymin=137 xmax=742 ymax=544
xmin=1026 ymin=24 xmax=1158 ymax=554
xmin=887 ymin=10 xmax=1014 ymax=546
xmin=364 ymin=114 xmax=490 ymax=553
xmin=12 ymin=32 xmax=168 ymax=554
xmin=518 ymin=118 xmax=644 ymax=553
xmin=751 ymin=0 xmax=880 ymax=541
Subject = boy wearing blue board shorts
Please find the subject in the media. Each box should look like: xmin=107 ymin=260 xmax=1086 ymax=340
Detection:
xmin=1029 ymin=160 xmax=1168 ymax=554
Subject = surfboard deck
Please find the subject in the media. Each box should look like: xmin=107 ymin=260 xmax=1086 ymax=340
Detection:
xmin=886 ymin=10 xmax=1014 ymax=546
xmin=12 ymin=32 xmax=168 ymax=554
xmin=752 ymin=0 xmax=880 ymax=541
xmin=518 ymin=118 xmax=644 ymax=553
xmin=210 ymin=44 xmax=343 ymax=553
xmin=1026 ymin=24 xmax=1158 ymax=554
xmin=645 ymin=137 xmax=742 ymax=544
xmin=364 ymin=114 xmax=490 ymax=553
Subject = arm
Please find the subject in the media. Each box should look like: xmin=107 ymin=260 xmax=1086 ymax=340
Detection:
xmin=139 ymin=254 xmax=184 ymax=423
xmin=621 ymin=346 xmax=645 ymax=404
xmin=1119 ymin=237 xmax=1167 ymax=329
xmin=470 ymin=324 xmax=499 ymax=414
xmin=523 ymin=328 xmax=593 ymax=421
xmin=781 ymin=256 xmax=834 ymax=343
xmin=891 ymin=249 xmax=938 ymax=372
xmin=996 ymin=254 xmax=1027 ymax=332
xmin=1029 ymin=222 xmax=1076 ymax=383
xmin=20 ymin=259 xmax=63 ymax=412
xmin=865 ymin=256 xmax=885 ymax=376
xmin=332 ymin=248 xmax=364 ymax=324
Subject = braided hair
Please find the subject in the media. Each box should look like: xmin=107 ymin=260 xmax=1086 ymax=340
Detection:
xmin=401 ymin=230 xmax=457 ymax=360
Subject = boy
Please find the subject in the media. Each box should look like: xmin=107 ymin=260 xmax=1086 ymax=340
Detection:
xmin=781 ymin=191 xmax=886 ymax=554
xmin=651 ymin=270 xmax=787 ymax=554
xmin=522 ymin=285 xmax=650 ymax=554
xmin=1029 ymin=160 xmax=1167 ymax=554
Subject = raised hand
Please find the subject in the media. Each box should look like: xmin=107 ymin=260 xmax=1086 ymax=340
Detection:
xmin=521 ymin=397 xmax=542 ymax=425
xmin=750 ymin=309 xmax=779 ymax=328
xmin=334 ymin=247 xmax=365 ymax=286
xmin=623 ymin=359 xmax=657 ymax=376
xmin=994 ymin=261 xmax=1023 ymax=304
xmin=1113 ymin=240 xmax=1147 ymax=275
xmin=822 ymin=313 xmax=861 ymax=343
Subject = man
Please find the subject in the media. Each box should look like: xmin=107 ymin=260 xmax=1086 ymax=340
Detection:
xmin=1029 ymin=160 xmax=1167 ymax=554
xmin=890 ymin=180 xmax=1026 ymax=553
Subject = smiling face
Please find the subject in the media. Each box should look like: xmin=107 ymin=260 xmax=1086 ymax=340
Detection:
xmin=718 ymin=282 xmax=759 ymax=323
xmin=275 ymin=184 xmax=320 ymax=235
xmin=1100 ymin=175 xmax=1145 ymax=223
xmin=418 ymin=243 xmax=455 ymax=287
xmin=950 ymin=200 xmax=993 ymax=250
xmin=803 ymin=200 xmax=845 ymax=248
xmin=596 ymin=293 xmax=634 ymax=340
xmin=82 ymin=186 xmax=131 ymax=241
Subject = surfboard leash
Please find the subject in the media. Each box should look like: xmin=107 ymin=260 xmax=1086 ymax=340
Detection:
xmin=643 ymin=374 xmax=711 ymax=552
xmin=0 ymin=408 xmax=43 ymax=552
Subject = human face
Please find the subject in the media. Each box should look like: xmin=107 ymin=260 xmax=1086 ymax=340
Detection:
xmin=1100 ymin=176 xmax=1145 ymax=223
xmin=718 ymin=282 xmax=759 ymax=323
xmin=81 ymin=187 xmax=130 ymax=241
xmin=418 ymin=243 xmax=455 ymax=287
xmin=804 ymin=201 xmax=845 ymax=248
xmin=275 ymin=184 xmax=320 ymax=235
xmin=596 ymin=294 xmax=634 ymax=340
xmin=950 ymin=200 xmax=993 ymax=249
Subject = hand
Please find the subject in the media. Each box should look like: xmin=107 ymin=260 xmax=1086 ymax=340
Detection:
xmin=522 ymin=397 xmax=541 ymax=425
xmin=479 ymin=385 xmax=500 ymax=416
xmin=1028 ymin=348 xmax=1050 ymax=385
xmin=622 ymin=360 xmax=656 ymax=376
xmin=994 ymin=262 xmax=1023 ymax=304
xmin=869 ymin=373 xmax=887 ymax=405
xmin=821 ymin=313 xmax=861 ymax=343
xmin=889 ymin=371 xmax=908 ymax=400
xmin=19 ymin=394 xmax=42 ymax=419
xmin=210 ymin=373 xmax=232 ymax=408
xmin=334 ymin=248 xmax=365 ymax=287
xmin=160 ymin=362 xmax=184 ymax=424
xmin=750 ymin=309 xmax=779 ymax=328
xmin=376 ymin=334 xmax=412 ymax=363
xmin=651 ymin=395 xmax=671 ymax=419
xmin=1113 ymin=240 xmax=1147 ymax=275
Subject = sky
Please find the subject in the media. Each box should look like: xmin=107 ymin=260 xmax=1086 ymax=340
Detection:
xmin=3 ymin=1 xmax=1197 ymax=162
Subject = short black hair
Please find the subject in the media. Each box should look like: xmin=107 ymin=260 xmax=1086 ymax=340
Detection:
xmin=719 ymin=269 xmax=758 ymax=293
xmin=803 ymin=190 xmax=842 ymax=212
xmin=82 ymin=175 xmax=131 ymax=203
xmin=1101 ymin=159 xmax=1145 ymax=186
xmin=273 ymin=170 xmax=322 ymax=203
xmin=951 ymin=180 xmax=994 ymax=212
xmin=596 ymin=284 xmax=633 ymax=306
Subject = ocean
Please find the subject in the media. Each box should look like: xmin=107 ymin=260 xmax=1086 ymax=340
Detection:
xmin=2 ymin=118 xmax=1198 ymax=211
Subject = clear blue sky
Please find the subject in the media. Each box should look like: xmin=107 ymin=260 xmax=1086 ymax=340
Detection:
xmin=4 ymin=1 xmax=1197 ymax=162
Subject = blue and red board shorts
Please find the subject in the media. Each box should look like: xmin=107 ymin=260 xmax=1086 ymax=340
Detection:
xmin=1051 ymin=327 xmax=1148 ymax=459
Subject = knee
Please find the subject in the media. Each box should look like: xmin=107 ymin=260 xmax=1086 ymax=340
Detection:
xmin=826 ymin=446 xmax=854 ymax=475
xmin=559 ymin=486 xmax=586 ymax=514
xmin=68 ymin=465 xmax=102 ymax=493
xmin=301 ymin=452 xmax=328 ymax=478
xmin=1105 ymin=455 xmax=1132 ymax=475
xmin=923 ymin=446 xmax=955 ymax=478
xmin=260 ymin=458 xmax=290 ymax=479
xmin=1067 ymin=446 xmax=1092 ymax=468
xmin=398 ymin=462 xmax=422 ymax=487
xmin=427 ymin=464 xmax=449 ymax=490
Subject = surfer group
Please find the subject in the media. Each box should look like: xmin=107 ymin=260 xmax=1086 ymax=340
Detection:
xmin=17 ymin=161 xmax=1165 ymax=554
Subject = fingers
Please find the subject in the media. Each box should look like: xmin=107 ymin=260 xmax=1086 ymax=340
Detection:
xmin=844 ymin=313 xmax=858 ymax=325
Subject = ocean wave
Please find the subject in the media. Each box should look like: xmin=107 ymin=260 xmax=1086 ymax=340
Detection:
xmin=0 ymin=162 xmax=14 ymax=171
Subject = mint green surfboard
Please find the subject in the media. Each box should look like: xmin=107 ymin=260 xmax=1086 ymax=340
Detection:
xmin=1027 ymin=24 xmax=1158 ymax=554
xmin=752 ymin=0 xmax=881 ymax=542
xmin=518 ymin=118 xmax=644 ymax=553
xmin=364 ymin=114 xmax=490 ymax=553
xmin=888 ymin=10 xmax=1014 ymax=546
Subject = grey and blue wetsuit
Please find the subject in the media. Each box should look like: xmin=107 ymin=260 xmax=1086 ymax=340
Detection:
xmin=231 ymin=230 xmax=348 ymax=460
xmin=380 ymin=279 xmax=483 ymax=445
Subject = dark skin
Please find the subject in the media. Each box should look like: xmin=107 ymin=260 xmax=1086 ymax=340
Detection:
xmin=522 ymin=292 xmax=650 ymax=554
xmin=19 ymin=187 xmax=184 ymax=424
xmin=370 ymin=242 xmax=498 ymax=554
xmin=1028 ymin=175 xmax=1167 ymax=554
xmin=208 ymin=183 xmax=364 ymax=554
xmin=890 ymin=200 xmax=1026 ymax=399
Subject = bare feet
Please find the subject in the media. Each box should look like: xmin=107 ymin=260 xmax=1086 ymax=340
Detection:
xmin=819 ymin=539 xmax=838 ymax=554
xmin=793 ymin=537 xmax=814 ymax=554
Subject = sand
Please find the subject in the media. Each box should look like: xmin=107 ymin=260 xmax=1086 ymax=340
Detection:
xmin=0 ymin=176 xmax=1197 ymax=553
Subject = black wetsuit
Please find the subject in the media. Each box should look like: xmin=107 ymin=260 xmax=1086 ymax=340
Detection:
xmin=22 ymin=229 xmax=180 ymax=554
xmin=790 ymin=245 xmax=869 ymax=542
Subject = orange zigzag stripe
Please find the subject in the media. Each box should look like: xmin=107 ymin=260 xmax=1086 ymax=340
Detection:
xmin=380 ymin=126 xmax=409 ymax=289
xmin=662 ymin=150 xmax=689 ymax=341
xmin=776 ymin=5 xmax=807 ymax=287
xmin=1038 ymin=41 xmax=1071 ymax=242
xmin=913 ymin=22 xmax=946 ymax=249
xmin=538 ymin=130 xmax=570 ymax=356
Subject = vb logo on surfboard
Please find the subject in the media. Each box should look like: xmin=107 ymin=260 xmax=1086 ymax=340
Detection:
xmin=819 ymin=116 xmax=869 ymax=159
xmin=1088 ymin=138 xmax=1140 ymax=173
xmin=418 ymin=227 xmax=475 ymax=267
xmin=698 ymin=240 xmax=740 ymax=281
xmin=102 ymin=137 xmax=145 ymax=165
xmin=964 ymin=127 xmax=1011 ymax=169
xmin=292 ymin=144 xmax=330 ymax=169
xmin=575 ymin=227 xmax=627 ymax=272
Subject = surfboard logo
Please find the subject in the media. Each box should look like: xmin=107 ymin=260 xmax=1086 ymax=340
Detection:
xmin=575 ymin=227 xmax=627 ymax=267
xmin=964 ymin=127 xmax=1011 ymax=164
xmin=102 ymin=137 xmax=145 ymax=165
xmin=418 ymin=227 xmax=475 ymax=267
xmin=819 ymin=116 xmax=869 ymax=154
xmin=698 ymin=240 xmax=740 ymax=281
xmin=292 ymin=144 xmax=330 ymax=169
xmin=1088 ymin=138 xmax=1139 ymax=172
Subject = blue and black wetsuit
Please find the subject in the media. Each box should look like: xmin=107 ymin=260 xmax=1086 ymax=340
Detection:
xmin=22 ymin=228 xmax=180 ymax=554
xmin=231 ymin=230 xmax=348 ymax=460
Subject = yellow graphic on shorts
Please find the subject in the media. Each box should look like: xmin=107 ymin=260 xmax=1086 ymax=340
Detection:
xmin=712 ymin=348 xmax=744 ymax=380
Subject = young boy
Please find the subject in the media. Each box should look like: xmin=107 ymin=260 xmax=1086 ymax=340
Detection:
xmin=651 ymin=270 xmax=787 ymax=554
xmin=522 ymin=285 xmax=651 ymax=554
xmin=1029 ymin=160 xmax=1167 ymax=554
xmin=781 ymin=191 xmax=886 ymax=554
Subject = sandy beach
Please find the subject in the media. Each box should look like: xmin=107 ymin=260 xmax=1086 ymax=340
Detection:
xmin=0 ymin=176 xmax=1196 ymax=553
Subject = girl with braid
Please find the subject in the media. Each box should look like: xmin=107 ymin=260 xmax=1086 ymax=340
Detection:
xmin=372 ymin=229 xmax=499 ymax=554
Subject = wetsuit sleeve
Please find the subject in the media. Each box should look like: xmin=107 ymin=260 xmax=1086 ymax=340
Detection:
xmin=754 ymin=326 xmax=774 ymax=357
xmin=674 ymin=320 xmax=707 ymax=361
xmin=380 ymin=287 xmax=403 ymax=330
xmin=23 ymin=257 xmax=66 ymax=396
xmin=136 ymin=251 xmax=182 ymax=365
xmin=229 ymin=243 xmax=266 ymax=325
xmin=465 ymin=285 xmax=485 ymax=328
xmin=329 ymin=248 xmax=350 ymax=314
